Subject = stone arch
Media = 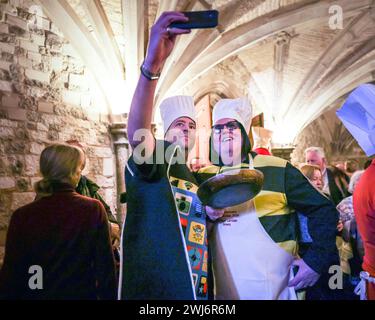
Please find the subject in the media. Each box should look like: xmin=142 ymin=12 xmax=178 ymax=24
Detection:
xmin=193 ymin=80 xmax=243 ymax=106
xmin=286 ymin=9 xmax=375 ymax=118
xmin=155 ymin=0 xmax=372 ymax=105
xmin=293 ymin=53 xmax=375 ymax=136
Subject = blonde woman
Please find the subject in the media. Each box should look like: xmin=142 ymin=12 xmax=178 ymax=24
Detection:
xmin=297 ymin=164 xmax=330 ymax=253
xmin=299 ymin=164 xmax=357 ymax=299
xmin=0 ymin=144 xmax=116 ymax=299
xmin=300 ymin=164 xmax=324 ymax=191
xmin=200 ymin=98 xmax=338 ymax=300
xmin=65 ymin=140 xmax=120 ymax=263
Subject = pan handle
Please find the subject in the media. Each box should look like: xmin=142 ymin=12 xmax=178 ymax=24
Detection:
xmin=248 ymin=153 xmax=254 ymax=170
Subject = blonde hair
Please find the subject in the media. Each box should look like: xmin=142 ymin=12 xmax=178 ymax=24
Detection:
xmin=300 ymin=164 xmax=322 ymax=180
xmin=34 ymin=144 xmax=82 ymax=195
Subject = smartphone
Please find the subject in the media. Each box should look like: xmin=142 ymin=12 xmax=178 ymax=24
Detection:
xmin=169 ymin=10 xmax=219 ymax=29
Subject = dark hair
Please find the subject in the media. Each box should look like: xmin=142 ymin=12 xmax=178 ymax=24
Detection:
xmin=209 ymin=121 xmax=251 ymax=166
xmin=328 ymin=165 xmax=349 ymax=198
xmin=345 ymin=160 xmax=359 ymax=173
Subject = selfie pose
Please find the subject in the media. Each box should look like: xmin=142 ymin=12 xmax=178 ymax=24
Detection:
xmin=119 ymin=12 xmax=219 ymax=300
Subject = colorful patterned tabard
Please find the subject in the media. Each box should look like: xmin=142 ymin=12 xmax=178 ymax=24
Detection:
xmin=170 ymin=176 xmax=208 ymax=300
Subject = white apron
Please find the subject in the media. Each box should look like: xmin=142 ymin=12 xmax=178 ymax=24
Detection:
xmin=210 ymin=198 xmax=297 ymax=300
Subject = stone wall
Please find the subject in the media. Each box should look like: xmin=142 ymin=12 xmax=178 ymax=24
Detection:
xmin=0 ymin=0 xmax=117 ymax=266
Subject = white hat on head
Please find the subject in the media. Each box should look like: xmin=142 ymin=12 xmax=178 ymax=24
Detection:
xmin=159 ymin=95 xmax=196 ymax=134
xmin=213 ymin=97 xmax=252 ymax=133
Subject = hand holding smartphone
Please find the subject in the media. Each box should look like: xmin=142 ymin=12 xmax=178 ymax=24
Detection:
xmin=169 ymin=10 xmax=219 ymax=29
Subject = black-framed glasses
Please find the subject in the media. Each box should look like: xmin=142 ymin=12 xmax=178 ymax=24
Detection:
xmin=212 ymin=121 xmax=240 ymax=134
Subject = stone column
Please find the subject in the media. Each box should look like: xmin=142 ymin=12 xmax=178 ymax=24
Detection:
xmin=273 ymin=31 xmax=292 ymax=116
xmin=109 ymin=119 xmax=129 ymax=226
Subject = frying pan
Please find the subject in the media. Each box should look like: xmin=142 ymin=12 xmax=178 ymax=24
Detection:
xmin=197 ymin=168 xmax=264 ymax=209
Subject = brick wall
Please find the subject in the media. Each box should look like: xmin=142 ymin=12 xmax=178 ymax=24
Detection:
xmin=0 ymin=0 xmax=117 ymax=267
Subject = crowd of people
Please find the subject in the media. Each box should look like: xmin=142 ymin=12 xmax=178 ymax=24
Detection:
xmin=0 ymin=11 xmax=374 ymax=300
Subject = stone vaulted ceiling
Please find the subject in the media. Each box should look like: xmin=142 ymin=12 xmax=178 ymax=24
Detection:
xmin=37 ymin=0 xmax=375 ymax=145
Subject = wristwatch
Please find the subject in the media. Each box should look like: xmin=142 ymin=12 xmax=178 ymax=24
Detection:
xmin=140 ymin=62 xmax=161 ymax=80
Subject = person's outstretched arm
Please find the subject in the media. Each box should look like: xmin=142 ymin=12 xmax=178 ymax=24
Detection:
xmin=128 ymin=12 xmax=189 ymax=157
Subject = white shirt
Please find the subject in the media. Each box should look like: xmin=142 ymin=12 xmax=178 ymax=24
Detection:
xmin=322 ymin=168 xmax=330 ymax=195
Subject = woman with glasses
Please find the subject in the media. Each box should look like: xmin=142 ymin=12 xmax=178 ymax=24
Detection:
xmin=198 ymin=98 xmax=339 ymax=300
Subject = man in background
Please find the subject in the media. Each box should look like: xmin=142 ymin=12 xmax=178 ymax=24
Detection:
xmin=305 ymin=147 xmax=349 ymax=205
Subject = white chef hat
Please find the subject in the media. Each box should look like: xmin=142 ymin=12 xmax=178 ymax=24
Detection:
xmin=337 ymin=84 xmax=375 ymax=156
xmin=252 ymin=126 xmax=273 ymax=149
xmin=212 ymin=98 xmax=252 ymax=133
xmin=159 ymin=95 xmax=196 ymax=135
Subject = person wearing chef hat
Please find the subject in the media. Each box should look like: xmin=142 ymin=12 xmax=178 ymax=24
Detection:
xmin=199 ymin=97 xmax=339 ymax=300
xmin=119 ymin=12 xmax=211 ymax=300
